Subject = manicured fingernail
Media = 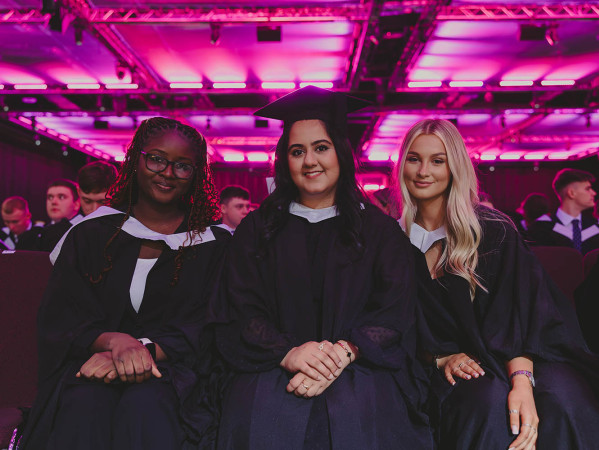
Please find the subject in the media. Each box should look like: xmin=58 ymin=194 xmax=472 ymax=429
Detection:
xmin=480 ymin=371 xmax=486 ymax=375
xmin=473 ymin=374 xmax=479 ymax=378
xmin=338 ymin=362 xmax=343 ymax=367
xmin=335 ymin=369 xmax=341 ymax=376
xmin=512 ymin=426 xmax=519 ymax=435
xmin=317 ymin=376 xmax=321 ymax=381
xmin=466 ymin=375 xmax=471 ymax=379
xmin=328 ymin=374 xmax=333 ymax=380
xmin=508 ymin=447 xmax=515 ymax=450
xmin=451 ymin=381 xmax=456 ymax=386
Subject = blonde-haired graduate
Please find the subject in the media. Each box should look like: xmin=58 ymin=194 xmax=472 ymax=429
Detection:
xmin=395 ymin=118 xmax=599 ymax=450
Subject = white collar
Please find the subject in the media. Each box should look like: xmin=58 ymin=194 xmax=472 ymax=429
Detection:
xmin=289 ymin=202 xmax=339 ymax=223
xmin=556 ymin=208 xmax=581 ymax=226
xmin=214 ymin=223 xmax=235 ymax=235
xmin=400 ymin=220 xmax=447 ymax=253
xmin=50 ymin=206 xmax=215 ymax=264
xmin=70 ymin=214 xmax=84 ymax=225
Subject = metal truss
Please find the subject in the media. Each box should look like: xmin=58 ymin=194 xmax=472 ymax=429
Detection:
xmin=437 ymin=3 xmax=599 ymax=21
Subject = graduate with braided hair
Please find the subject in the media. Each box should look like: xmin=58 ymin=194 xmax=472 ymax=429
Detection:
xmin=19 ymin=117 xmax=229 ymax=449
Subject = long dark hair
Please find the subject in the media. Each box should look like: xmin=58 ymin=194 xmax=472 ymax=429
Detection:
xmin=89 ymin=117 xmax=220 ymax=285
xmin=259 ymin=119 xmax=368 ymax=255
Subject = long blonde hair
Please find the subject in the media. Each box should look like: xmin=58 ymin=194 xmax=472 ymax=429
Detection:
xmin=395 ymin=119 xmax=484 ymax=298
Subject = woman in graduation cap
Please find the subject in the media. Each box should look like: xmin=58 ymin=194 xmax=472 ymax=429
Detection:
xmin=214 ymin=86 xmax=432 ymax=450
xmin=19 ymin=117 xmax=229 ymax=449
xmin=395 ymin=118 xmax=599 ymax=450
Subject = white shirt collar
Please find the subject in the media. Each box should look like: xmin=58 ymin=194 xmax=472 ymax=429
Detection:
xmin=556 ymin=208 xmax=581 ymax=226
xmin=50 ymin=206 xmax=216 ymax=264
xmin=289 ymin=202 xmax=339 ymax=223
xmin=214 ymin=223 xmax=235 ymax=235
xmin=399 ymin=219 xmax=447 ymax=253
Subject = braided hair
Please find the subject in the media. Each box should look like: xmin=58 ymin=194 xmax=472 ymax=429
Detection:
xmin=88 ymin=117 xmax=220 ymax=285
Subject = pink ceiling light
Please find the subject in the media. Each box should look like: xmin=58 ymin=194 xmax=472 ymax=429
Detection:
xmin=14 ymin=84 xmax=47 ymax=90
xmin=247 ymin=152 xmax=271 ymax=162
xmin=448 ymin=81 xmax=484 ymax=87
xmin=299 ymin=82 xmax=334 ymax=88
xmin=213 ymin=82 xmax=246 ymax=89
xmin=480 ymin=154 xmax=497 ymax=161
xmin=105 ymin=83 xmax=138 ymax=89
xmin=221 ymin=151 xmax=245 ymax=162
xmin=170 ymin=82 xmax=204 ymax=88
xmin=407 ymin=81 xmax=442 ymax=88
xmin=499 ymin=152 xmax=524 ymax=160
xmin=261 ymin=82 xmax=295 ymax=89
xmin=499 ymin=80 xmax=533 ymax=87
xmin=523 ymin=153 xmax=548 ymax=160
xmin=368 ymin=152 xmax=391 ymax=162
xmin=67 ymin=83 xmax=101 ymax=89
xmin=540 ymin=79 xmax=575 ymax=86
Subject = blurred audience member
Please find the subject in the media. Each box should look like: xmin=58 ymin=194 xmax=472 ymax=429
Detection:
xmin=514 ymin=193 xmax=550 ymax=236
xmin=20 ymin=179 xmax=83 ymax=252
xmin=479 ymin=191 xmax=494 ymax=209
xmin=527 ymin=169 xmax=599 ymax=254
xmin=1 ymin=196 xmax=43 ymax=250
xmin=216 ymin=185 xmax=250 ymax=234
xmin=371 ymin=187 xmax=391 ymax=215
xmin=77 ymin=161 xmax=118 ymax=216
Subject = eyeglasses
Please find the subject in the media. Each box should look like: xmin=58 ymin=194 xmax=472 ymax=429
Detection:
xmin=140 ymin=151 xmax=195 ymax=180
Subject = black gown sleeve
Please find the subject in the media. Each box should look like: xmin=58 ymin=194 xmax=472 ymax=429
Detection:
xmin=215 ymin=213 xmax=301 ymax=372
xmin=347 ymin=213 xmax=419 ymax=370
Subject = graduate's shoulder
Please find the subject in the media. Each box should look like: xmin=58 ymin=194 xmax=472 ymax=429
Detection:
xmin=361 ymin=203 xmax=402 ymax=232
xmin=477 ymin=206 xmax=521 ymax=245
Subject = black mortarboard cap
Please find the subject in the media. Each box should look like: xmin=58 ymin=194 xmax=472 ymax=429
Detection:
xmin=254 ymin=86 xmax=370 ymax=132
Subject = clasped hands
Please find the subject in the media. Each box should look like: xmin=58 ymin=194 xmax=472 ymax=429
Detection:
xmin=77 ymin=333 xmax=161 ymax=384
xmin=280 ymin=340 xmax=350 ymax=399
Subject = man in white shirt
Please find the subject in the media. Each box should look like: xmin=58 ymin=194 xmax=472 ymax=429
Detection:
xmin=528 ymin=168 xmax=599 ymax=254
xmin=215 ymin=185 xmax=251 ymax=235
xmin=0 ymin=196 xmax=43 ymax=250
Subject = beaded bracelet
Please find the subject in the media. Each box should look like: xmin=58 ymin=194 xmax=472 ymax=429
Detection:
xmin=336 ymin=341 xmax=352 ymax=362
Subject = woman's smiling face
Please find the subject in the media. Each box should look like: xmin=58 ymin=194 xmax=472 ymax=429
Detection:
xmin=287 ymin=119 xmax=340 ymax=208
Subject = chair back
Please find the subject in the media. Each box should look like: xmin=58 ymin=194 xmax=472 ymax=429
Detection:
xmin=584 ymin=248 xmax=599 ymax=278
xmin=0 ymin=250 xmax=52 ymax=408
xmin=531 ymin=246 xmax=584 ymax=304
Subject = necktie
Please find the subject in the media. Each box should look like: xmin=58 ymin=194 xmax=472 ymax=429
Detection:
xmin=572 ymin=219 xmax=582 ymax=252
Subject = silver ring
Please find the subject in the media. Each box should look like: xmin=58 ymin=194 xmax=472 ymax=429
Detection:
xmin=508 ymin=409 xmax=519 ymax=414
xmin=302 ymin=382 xmax=309 ymax=390
xmin=522 ymin=423 xmax=537 ymax=432
xmin=318 ymin=342 xmax=325 ymax=351
xmin=458 ymin=362 xmax=465 ymax=369
xmin=467 ymin=358 xmax=474 ymax=363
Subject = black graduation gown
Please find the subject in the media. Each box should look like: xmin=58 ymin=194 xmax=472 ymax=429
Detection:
xmin=20 ymin=213 xmax=229 ymax=449
xmin=215 ymin=205 xmax=432 ymax=450
xmin=414 ymin=215 xmax=599 ymax=449
xmin=575 ymin=259 xmax=599 ymax=353
xmin=527 ymin=211 xmax=599 ymax=254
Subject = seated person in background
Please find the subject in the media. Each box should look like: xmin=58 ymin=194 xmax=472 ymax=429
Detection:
xmin=215 ymin=185 xmax=251 ymax=234
xmin=371 ymin=187 xmax=393 ymax=216
xmin=77 ymin=161 xmax=118 ymax=216
xmin=527 ymin=168 xmax=599 ymax=254
xmin=1 ymin=196 xmax=43 ymax=250
xmin=19 ymin=179 xmax=82 ymax=252
xmin=478 ymin=191 xmax=494 ymax=209
xmin=514 ymin=193 xmax=550 ymax=238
